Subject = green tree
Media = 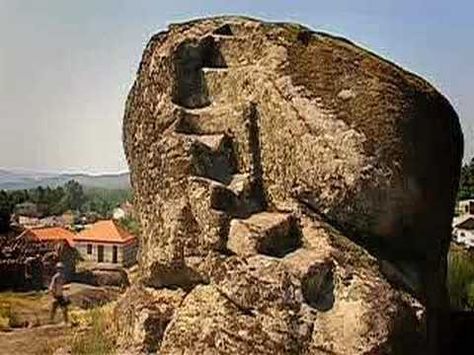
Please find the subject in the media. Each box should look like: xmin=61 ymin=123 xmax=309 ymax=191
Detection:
xmin=43 ymin=186 xmax=65 ymax=215
xmin=119 ymin=216 xmax=141 ymax=237
xmin=0 ymin=190 xmax=11 ymax=233
xmin=64 ymin=180 xmax=85 ymax=211
xmin=458 ymin=158 xmax=474 ymax=200
xmin=2 ymin=181 xmax=131 ymax=220
xmin=8 ymin=190 xmax=28 ymax=207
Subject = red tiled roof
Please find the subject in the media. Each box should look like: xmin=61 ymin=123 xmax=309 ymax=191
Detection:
xmin=74 ymin=220 xmax=136 ymax=245
xmin=22 ymin=227 xmax=75 ymax=247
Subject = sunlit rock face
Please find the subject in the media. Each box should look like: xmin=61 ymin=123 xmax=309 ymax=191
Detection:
xmin=119 ymin=16 xmax=462 ymax=354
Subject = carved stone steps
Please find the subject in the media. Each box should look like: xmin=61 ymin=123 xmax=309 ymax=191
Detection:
xmin=201 ymin=67 xmax=229 ymax=103
xmin=174 ymin=103 xmax=247 ymax=138
xmin=228 ymin=173 xmax=252 ymax=199
xmin=207 ymin=34 xmax=254 ymax=67
xmin=187 ymin=175 xmax=261 ymax=219
xmin=185 ymin=177 xmax=232 ymax=256
xmin=180 ymin=133 xmax=227 ymax=152
xmin=227 ymin=212 xmax=302 ymax=258
xmin=179 ymin=132 xmax=236 ymax=184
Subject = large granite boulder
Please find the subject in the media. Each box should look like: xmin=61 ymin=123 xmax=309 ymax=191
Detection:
xmin=119 ymin=16 xmax=462 ymax=354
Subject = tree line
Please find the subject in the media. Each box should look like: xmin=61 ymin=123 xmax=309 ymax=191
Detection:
xmin=458 ymin=157 xmax=474 ymax=201
xmin=0 ymin=180 xmax=131 ymax=233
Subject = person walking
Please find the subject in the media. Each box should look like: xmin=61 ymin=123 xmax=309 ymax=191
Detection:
xmin=49 ymin=262 xmax=70 ymax=324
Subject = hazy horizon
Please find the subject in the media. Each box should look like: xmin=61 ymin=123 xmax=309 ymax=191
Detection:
xmin=1 ymin=0 xmax=473 ymax=173
xmin=0 ymin=167 xmax=129 ymax=176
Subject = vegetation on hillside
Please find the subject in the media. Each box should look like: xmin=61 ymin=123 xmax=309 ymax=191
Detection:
xmin=458 ymin=157 xmax=474 ymax=201
xmin=0 ymin=180 xmax=132 ymax=228
xmin=82 ymin=187 xmax=131 ymax=219
xmin=118 ymin=215 xmax=141 ymax=237
xmin=0 ymin=191 xmax=10 ymax=233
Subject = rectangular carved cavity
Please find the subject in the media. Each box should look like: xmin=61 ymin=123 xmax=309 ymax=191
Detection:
xmin=172 ymin=37 xmax=227 ymax=109
xmin=189 ymin=134 xmax=237 ymax=184
xmin=257 ymin=215 xmax=302 ymax=258
xmin=173 ymin=105 xmax=244 ymax=135
xmin=200 ymin=36 xmax=228 ymax=68
xmin=227 ymin=212 xmax=302 ymax=258
xmin=301 ymin=261 xmax=335 ymax=311
xmin=213 ymin=24 xmax=234 ymax=36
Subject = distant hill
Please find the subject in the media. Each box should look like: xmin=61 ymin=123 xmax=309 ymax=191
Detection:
xmin=0 ymin=169 xmax=130 ymax=190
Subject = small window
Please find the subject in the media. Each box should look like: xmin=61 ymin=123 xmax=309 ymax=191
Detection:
xmin=460 ymin=232 xmax=466 ymax=238
xmin=87 ymin=244 xmax=92 ymax=254
xmin=466 ymin=206 xmax=469 ymax=213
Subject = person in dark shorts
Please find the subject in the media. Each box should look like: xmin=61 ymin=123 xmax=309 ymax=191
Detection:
xmin=49 ymin=262 xmax=70 ymax=324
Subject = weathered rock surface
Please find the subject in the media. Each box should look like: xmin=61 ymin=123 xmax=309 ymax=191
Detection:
xmin=120 ymin=16 xmax=462 ymax=354
xmin=114 ymin=285 xmax=185 ymax=353
xmin=74 ymin=266 xmax=130 ymax=288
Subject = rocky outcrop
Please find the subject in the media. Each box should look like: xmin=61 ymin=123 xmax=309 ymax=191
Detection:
xmin=74 ymin=265 xmax=129 ymax=288
xmin=119 ymin=16 xmax=462 ymax=354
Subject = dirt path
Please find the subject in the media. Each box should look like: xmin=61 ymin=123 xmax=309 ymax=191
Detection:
xmin=0 ymin=324 xmax=68 ymax=355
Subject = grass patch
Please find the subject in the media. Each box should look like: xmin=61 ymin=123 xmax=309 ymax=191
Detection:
xmin=0 ymin=304 xmax=22 ymax=329
xmin=69 ymin=305 xmax=116 ymax=355
xmin=447 ymin=246 xmax=474 ymax=310
xmin=0 ymin=291 xmax=46 ymax=329
xmin=33 ymin=337 xmax=69 ymax=355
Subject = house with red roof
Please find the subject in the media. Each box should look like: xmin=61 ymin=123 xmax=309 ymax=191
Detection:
xmin=19 ymin=227 xmax=77 ymax=281
xmin=73 ymin=220 xmax=138 ymax=266
xmin=20 ymin=226 xmax=75 ymax=247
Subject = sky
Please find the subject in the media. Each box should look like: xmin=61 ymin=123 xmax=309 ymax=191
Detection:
xmin=0 ymin=0 xmax=473 ymax=173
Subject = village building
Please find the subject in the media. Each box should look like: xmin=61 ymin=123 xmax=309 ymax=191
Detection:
xmin=39 ymin=215 xmax=67 ymax=228
xmin=112 ymin=201 xmax=134 ymax=220
xmin=20 ymin=226 xmax=75 ymax=247
xmin=453 ymin=216 xmax=474 ymax=249
xmin=79 ymin=211 xmax=100 ymax=225
xmin=15 ymin=227 xmax=78 ymax=287
xmin=74 ymin=220 xmax=138 ymax=267
xmin=62 ymin=210 xmax=77 ymax=226
xmin=112 ymin=207 xmax=126 ymax=220
xmin=17 ymin=215 xmax=41 ymax=228
xmin=14 ymin=202 xmax=40 ymax=218
xmin=456 ymin=199 xmax=474 ymax=216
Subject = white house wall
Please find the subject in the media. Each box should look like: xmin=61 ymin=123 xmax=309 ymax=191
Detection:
xmin=453 ymin=228 xmax=474 ymax=248
xmin=75 ymin=242 xmax=138 ymax=266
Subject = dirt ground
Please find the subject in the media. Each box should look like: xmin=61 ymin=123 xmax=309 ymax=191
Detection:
xmin=0 ymin=283 xmax=122 ymax=354
xmin=0 ymin=324 xmax=69 ymax=355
